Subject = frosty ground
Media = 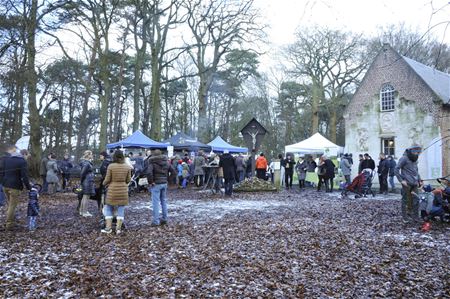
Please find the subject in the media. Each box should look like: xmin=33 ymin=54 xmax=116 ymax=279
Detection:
xmin=0 ymin=188 xmax=449 ymax=298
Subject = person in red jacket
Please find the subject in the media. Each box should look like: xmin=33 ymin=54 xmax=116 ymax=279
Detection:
xmin=255 ymin=153 xmax=268 ymax=180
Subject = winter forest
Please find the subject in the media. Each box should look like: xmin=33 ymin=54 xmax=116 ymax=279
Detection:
xmin=1 ymin=0 xmax=450 ymax=174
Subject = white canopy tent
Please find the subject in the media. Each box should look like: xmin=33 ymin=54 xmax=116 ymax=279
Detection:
xmin=285 ymin=133 xmax=343 ymax=156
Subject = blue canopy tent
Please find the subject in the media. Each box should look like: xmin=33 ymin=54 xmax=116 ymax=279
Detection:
xmin=106 ymin=130 xmax=168 ymax=149
xmin=163 ymin=132 xmax=211 ymax=152
xmin=207 ymin=136 xmax=248 ymax=153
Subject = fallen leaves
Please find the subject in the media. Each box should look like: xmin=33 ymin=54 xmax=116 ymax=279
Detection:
xmin=0 ymin=188 xmax=448 ymax=297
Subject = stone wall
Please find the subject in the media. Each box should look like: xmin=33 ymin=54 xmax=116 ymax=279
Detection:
xmin=441 ymin=106 xmax=450 ymax=178
xmin=344 ymin=44 xmax=445 ymax=185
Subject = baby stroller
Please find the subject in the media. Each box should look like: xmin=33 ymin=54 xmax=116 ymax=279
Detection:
xmin=128 ymin=170 xmax=148 ymax=196
xmin=341 ymin=169 xmax=375 ymax=198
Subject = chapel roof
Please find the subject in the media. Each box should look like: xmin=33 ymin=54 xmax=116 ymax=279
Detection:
xmin=402 ymin=56 xmax=450 ymax=104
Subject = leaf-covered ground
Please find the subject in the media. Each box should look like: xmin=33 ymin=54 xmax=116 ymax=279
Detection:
xmin=0 ymin=187 xmax=449 ymax=298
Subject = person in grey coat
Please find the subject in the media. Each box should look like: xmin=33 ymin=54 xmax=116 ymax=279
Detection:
xmin=193 ymin=151 xmax=206 ymax=187
xmin=295 ymin=157 xmax=307 ymax=189
xmin=394 ymin=145 xmax=422 ymax=222
xmin=235 ymin=153 xmax=245 ymax=183
xmin=339 ymin=154 xmax=352 ymax=184
xmin=79 ymin=150 xmax=95 ymax=217
xmin=46 ymin=153 xmax=61 ymax=194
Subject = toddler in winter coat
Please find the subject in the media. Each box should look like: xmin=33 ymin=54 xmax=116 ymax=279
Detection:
xmin=27 ymin=187 xmax=40 ymax=230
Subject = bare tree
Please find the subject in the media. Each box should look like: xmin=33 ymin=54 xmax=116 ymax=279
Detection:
xmin=286 ymin=27 xmax=368 ymax=142
xmin=184 ymin=0 xmax=264 ymax=141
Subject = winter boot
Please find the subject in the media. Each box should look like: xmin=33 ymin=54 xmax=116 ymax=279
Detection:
xmin=101 ymin=217 xmax=113 ymax=234
xmin=116 ymin=217 xmax=124 ymax=235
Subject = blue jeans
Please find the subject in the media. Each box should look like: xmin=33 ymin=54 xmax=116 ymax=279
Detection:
xmin=41 ymin=175 xmax=48 ymax=193
xmin=0 ymin=184 xmax=5 ymax=206
xmin=224 ymin=178 xmax=234 ymax=195
xmin=151 ymin=183 xmax=168 ymax=225
xmin=103 ymin=204 xmax=125 ymax=219
xmin=236 ymin=170 xmax=244 ymax=183
xmin=389 ymin=176 xmax=395 ymax=189
xmin=28 ymin=216 xmax=37 ymax=230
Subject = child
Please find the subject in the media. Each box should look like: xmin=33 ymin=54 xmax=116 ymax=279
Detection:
xmin=177 ymin=160 xmax=183 ymax=188
xmin=28 ymin=186 xmax=40 ymax=231
xmin=181 ymin=162 xmax=190 ymax=188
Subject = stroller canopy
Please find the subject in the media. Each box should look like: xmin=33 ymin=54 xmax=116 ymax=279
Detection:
xmin=285 ymin=133 xmax=343 ymax=156
xmin=107 ymin=130 xmax=168 ymax=149
xmin=207 ymin=136 xmax=248 ymax=153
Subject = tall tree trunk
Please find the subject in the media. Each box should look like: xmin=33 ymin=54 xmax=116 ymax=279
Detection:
xmin=311 ymin=83 xmax=322 ymax=135
xmin=76 ymin=93 xmax=90 ymax=159
xmin=26 ymin=0 xmax=41 ymax=176
xmin=67 ymin=87 xmax=74 ymax=152
xmin=133 ymin=37 xmax=146 ymax=132
xmin=329 ymin=106 xmax=337 ymax=143
xmin=149 ymin=51 xmax=161 ymax=140
xmin=99 ymin=52 xmax=110 ymax=150
xmin=142 ymin=87 xmax=151 ymax=136
xmin=197 ymin=74 xmax=209 ymax=141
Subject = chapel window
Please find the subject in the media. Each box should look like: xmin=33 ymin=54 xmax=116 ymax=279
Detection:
xmin=381 ymin=137 xmax=395 ymax=156
xmin=380 ymin=84 xmax=395 ymax=111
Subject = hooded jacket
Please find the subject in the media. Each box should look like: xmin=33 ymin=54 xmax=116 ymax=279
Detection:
xmin=1 ymin=152 xmax=31 ymax=191
xmin=146 ymin=155 xmax=174 ymax=185
xmin=394 ymin=151 xmax=421 ymax=186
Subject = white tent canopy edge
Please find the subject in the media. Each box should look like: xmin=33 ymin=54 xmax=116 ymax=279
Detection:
xmin=284 ymin=133 xmax=343 ymax=156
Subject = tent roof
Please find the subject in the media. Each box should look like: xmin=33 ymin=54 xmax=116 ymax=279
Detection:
xmin=285 ymin=133 xmax=342 ymax=154
xmin=163 ymin=132 xmax=212 ymax=152
xmin=107 ymin=130 xmax=168 ymax=149
xmin=207 ymin=136 xmax=248 ymax=153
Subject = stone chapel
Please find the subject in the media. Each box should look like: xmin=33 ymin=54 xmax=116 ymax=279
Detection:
xmin=344 ymin=43 xmax=450 ymax=182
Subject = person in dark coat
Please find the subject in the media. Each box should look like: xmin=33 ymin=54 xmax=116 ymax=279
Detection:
xmin=59 ymin=154 xmax=73 ymax=191
xmin=322 ymin=155 xmax=336 ymax=192
xmin=99 ymin=151 xmax=112 ymax=205
xmin=357 ymin=154 xmax=364 ymax=174
xmin=146 ymin=149 xmax=175 ymax=226
xmin=0 ymin=147 xmax=11 ymax=206
xmin=387 ymin=155 xmax=397 ymax=192
xmin=0 ymin=145 xmax=31 ymax=229
xmin=282 ymin=155 xmax=296 ymax=189
xmin=377 ymin=153 xmax=390 ymax=194
xmin=360 ymin=153 xmax=375 ymax=171
xmin=27 ymin=186 xmax=39 ymax=231
xmin=219 ymin=150 xmax=237 ymax=196
xmin=79 ymin=150 xmax=95 ymax=217
xmin=235 ymin=153 xmax=245 ymax=183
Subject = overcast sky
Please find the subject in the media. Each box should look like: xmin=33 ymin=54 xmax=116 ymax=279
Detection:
xmin=255 ymin=0 xmax=450 ymax=46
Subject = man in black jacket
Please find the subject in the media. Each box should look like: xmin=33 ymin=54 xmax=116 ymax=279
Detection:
xmin=0 ymin=145 xmax=31 ymax=229
xmin=377 ymin=153 xmax=389 ymax=195
xmin=360 ymin=153 xmax=375 ymax=171
xmin=281 ymin=154 xmax=296 ymax=189
xmin=219 ymin=150 xmax=236 ymax=196
xmin=146 ymin=149 xmax=174 ymax=226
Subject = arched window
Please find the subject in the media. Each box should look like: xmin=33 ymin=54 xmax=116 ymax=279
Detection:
xmin=380 ymin=84 xmax=395 ymax=111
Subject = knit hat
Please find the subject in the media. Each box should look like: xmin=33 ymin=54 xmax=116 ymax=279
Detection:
xmin=423 ymin=185 xmax=432 ymax=192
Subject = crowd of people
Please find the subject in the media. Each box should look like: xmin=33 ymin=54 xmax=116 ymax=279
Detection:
xmin=0 ymin=142 xmax=448 ymax=233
